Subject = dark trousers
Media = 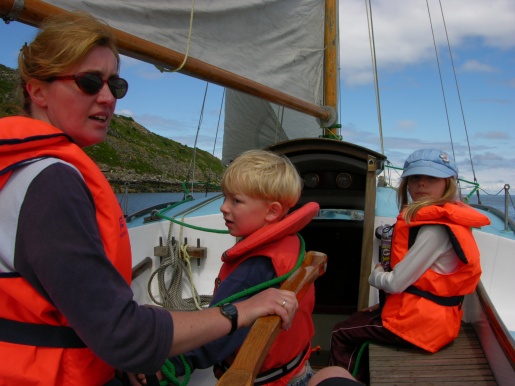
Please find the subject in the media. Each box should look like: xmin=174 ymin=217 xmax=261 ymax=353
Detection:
xmin=329 ymin=307 xmax=413 ymax=380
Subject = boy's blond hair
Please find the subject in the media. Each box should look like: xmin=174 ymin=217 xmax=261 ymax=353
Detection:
xmin=222 ymin=150 xmax=302 ymax=210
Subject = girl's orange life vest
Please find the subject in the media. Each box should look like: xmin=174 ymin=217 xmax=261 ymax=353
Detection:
xmin=381 ymin=202 xmax=490 ymax=353
xmin=216 ymin=202 xmax=319 ymax=385
xmin=0 ymin=117 xmax=132 ymax=385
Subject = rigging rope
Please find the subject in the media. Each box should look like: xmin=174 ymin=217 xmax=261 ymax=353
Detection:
xmin=155 ymin=0 xmax=195 ymax=73
xmin=275 ymin=105 xmax=285 ymax=145
xmin=436 ymin=0 xmax=481 ymax=204
xmin=186 ymin=82 xmax=209 ymax=193
xmin=365 ymin=0 xmax=384 ymax=155
xmin=425 ymin=0 xmax=456 ymax=163
xmin=206 ymin=89 xmax=225 ymax=194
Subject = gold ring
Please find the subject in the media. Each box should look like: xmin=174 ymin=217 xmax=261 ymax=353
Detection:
xmin=281 ymin=300 xmax=286 ymax=307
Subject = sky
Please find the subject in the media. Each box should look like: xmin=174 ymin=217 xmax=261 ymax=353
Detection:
xmin=0 ymin=0 xmax=513 ymax=195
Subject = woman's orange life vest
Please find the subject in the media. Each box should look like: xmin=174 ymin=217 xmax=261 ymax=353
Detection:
xmin=0 ymin=117 xmax=132 ymax=385
xmin=381 ymin=202 xmax=490 ymax=353
xmin=216 ymin=202 xmax=319 ymax=385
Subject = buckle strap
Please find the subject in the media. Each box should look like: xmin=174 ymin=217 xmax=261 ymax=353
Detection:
xmin=253 ymin=346 xmax=308 ymax=385
xmin=405 ymin=285 xmax=464 ymax=307
xmin=0 ymin=317 xmax=86 ymax=348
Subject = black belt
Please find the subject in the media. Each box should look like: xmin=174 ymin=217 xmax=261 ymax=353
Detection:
xmin=0 ymin=317 xmax=86 ymax=348
xmin=214 ymin=345 xmax=308 ymax=385
xmin=253 ymin=346 xmax=308 ymax=385
xmin=405 ymin=286 xmax=464 ymax=307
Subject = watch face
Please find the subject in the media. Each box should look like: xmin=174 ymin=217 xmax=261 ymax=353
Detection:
xmin=221 ymin=302 xmax=238 ymax=335
xmin=221 ymin=303 xmax=237 ymax=317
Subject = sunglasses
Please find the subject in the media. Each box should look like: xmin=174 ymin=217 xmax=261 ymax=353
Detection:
xmin=49 ymin=72 xmax=129 ymax=99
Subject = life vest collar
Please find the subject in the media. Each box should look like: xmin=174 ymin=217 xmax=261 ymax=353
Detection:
xmin=223 ymin=202 xmax=319 ymax=262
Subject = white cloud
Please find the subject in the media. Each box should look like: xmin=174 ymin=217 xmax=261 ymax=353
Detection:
xmin=338 ymin=0 xmax=515 ymax=85
xmin=476 ymin=131 xmax=511 ymax=140
xmin=461 ymin=60 xmax=497 ymax=73
xmin=115 ymin=109 xmax=134 ymax=117
xmin=395 ymin=120 xmax=417 ymax=131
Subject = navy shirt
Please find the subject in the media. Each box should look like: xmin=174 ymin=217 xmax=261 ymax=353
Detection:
xmin=13 ymin=162 xmax=172 ymax=373
xmin=170 ymin=255 xmax=277 ymax=375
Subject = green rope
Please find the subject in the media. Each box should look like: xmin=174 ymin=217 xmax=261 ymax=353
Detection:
xmin=153 ymin=211 xmax=230 ymax=234
xmin=161 ymin=355 xmax=191 ymax=386
xmin=159 ymin=234 xmax=306 ymax=385
xmin=152 ymin=193 xmax=229 ymax=234
xmin=163 ymin=196 xmax=194 ymax=210
xmin=213 ymin=234 xmax=306 ymax=307
xmin=352 ymin=340 xmax=371 ymax=378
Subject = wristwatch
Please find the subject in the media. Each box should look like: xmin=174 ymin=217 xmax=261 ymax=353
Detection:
xmin=220 ymin=303 xmax=238 ymax=335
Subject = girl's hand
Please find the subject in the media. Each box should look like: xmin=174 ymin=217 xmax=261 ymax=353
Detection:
xmin=362 ymin=303 xmax=380 ymax=312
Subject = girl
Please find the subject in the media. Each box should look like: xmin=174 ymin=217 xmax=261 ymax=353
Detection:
xmin=329 ymin=149 xmax=490 ymax=381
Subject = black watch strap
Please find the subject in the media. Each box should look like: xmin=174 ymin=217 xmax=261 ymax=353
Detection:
xmin=220 ymin=303 xmax=238 ymax=335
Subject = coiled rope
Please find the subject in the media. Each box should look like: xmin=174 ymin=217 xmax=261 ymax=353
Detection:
xmin=147 ymin=194 xmax=226 ymax=311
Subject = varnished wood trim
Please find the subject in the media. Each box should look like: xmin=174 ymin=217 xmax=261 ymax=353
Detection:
xmin=132 ymin=256 xmax=152 ymax=281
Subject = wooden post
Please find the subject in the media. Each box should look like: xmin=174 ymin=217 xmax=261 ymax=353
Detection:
xmin=357 ymin=155 xmax=378 ymax=310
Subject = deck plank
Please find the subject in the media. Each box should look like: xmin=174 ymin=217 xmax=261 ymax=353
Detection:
xmin=369 ymin=323 xmax=497 ymax=385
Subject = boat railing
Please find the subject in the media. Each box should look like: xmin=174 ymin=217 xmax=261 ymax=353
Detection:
xmin=470 ymin=184 xmax=515 ymax=234
xmin=384 ymin=165 xmax=514 ymax=232
xmin=502 ymin=184 xmax=512 ymax=232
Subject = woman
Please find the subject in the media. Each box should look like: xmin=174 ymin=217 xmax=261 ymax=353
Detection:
xmin=329 ymin=148 xmax=490 ymax=381
xmin=0 ymin=11 xmax=297 ymax=385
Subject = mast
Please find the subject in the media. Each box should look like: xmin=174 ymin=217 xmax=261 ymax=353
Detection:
xmin=323 ymin=0 xmax=340 ymax=137
xmin=0 ymin=0 xmax=333 ymax=125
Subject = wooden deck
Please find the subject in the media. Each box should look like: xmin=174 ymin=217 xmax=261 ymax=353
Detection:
xmin=369 ymin=323 xmax=497 ymax=385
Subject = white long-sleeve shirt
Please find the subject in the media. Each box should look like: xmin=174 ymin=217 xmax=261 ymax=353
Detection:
xmin=369 ymin=225 xmax=461 ymax=294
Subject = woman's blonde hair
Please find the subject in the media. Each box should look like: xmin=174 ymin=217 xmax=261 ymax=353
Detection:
xmin=18 ymin=11 xmax=119 ymax=114
xmin=397 ymin=176 xmax=458 ymax=223
xmin=222 ymin=150 xmax=302 ymax=210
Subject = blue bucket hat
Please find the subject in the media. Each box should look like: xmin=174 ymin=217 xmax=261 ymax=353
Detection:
xmin=401 ymin=149 xmax=458 ymax=179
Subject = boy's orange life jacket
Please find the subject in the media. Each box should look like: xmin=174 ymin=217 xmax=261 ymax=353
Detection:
xmin=216 ymin=202 xmax=319 ymax=385
xmin=0 ymin=117 xmax=132 ymax=385
xmin=381 ymin=202 xmax=490 ymax=352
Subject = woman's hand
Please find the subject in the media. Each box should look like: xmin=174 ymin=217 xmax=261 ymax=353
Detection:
xmin=236 ymin=288 xmax=298 ymax=330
